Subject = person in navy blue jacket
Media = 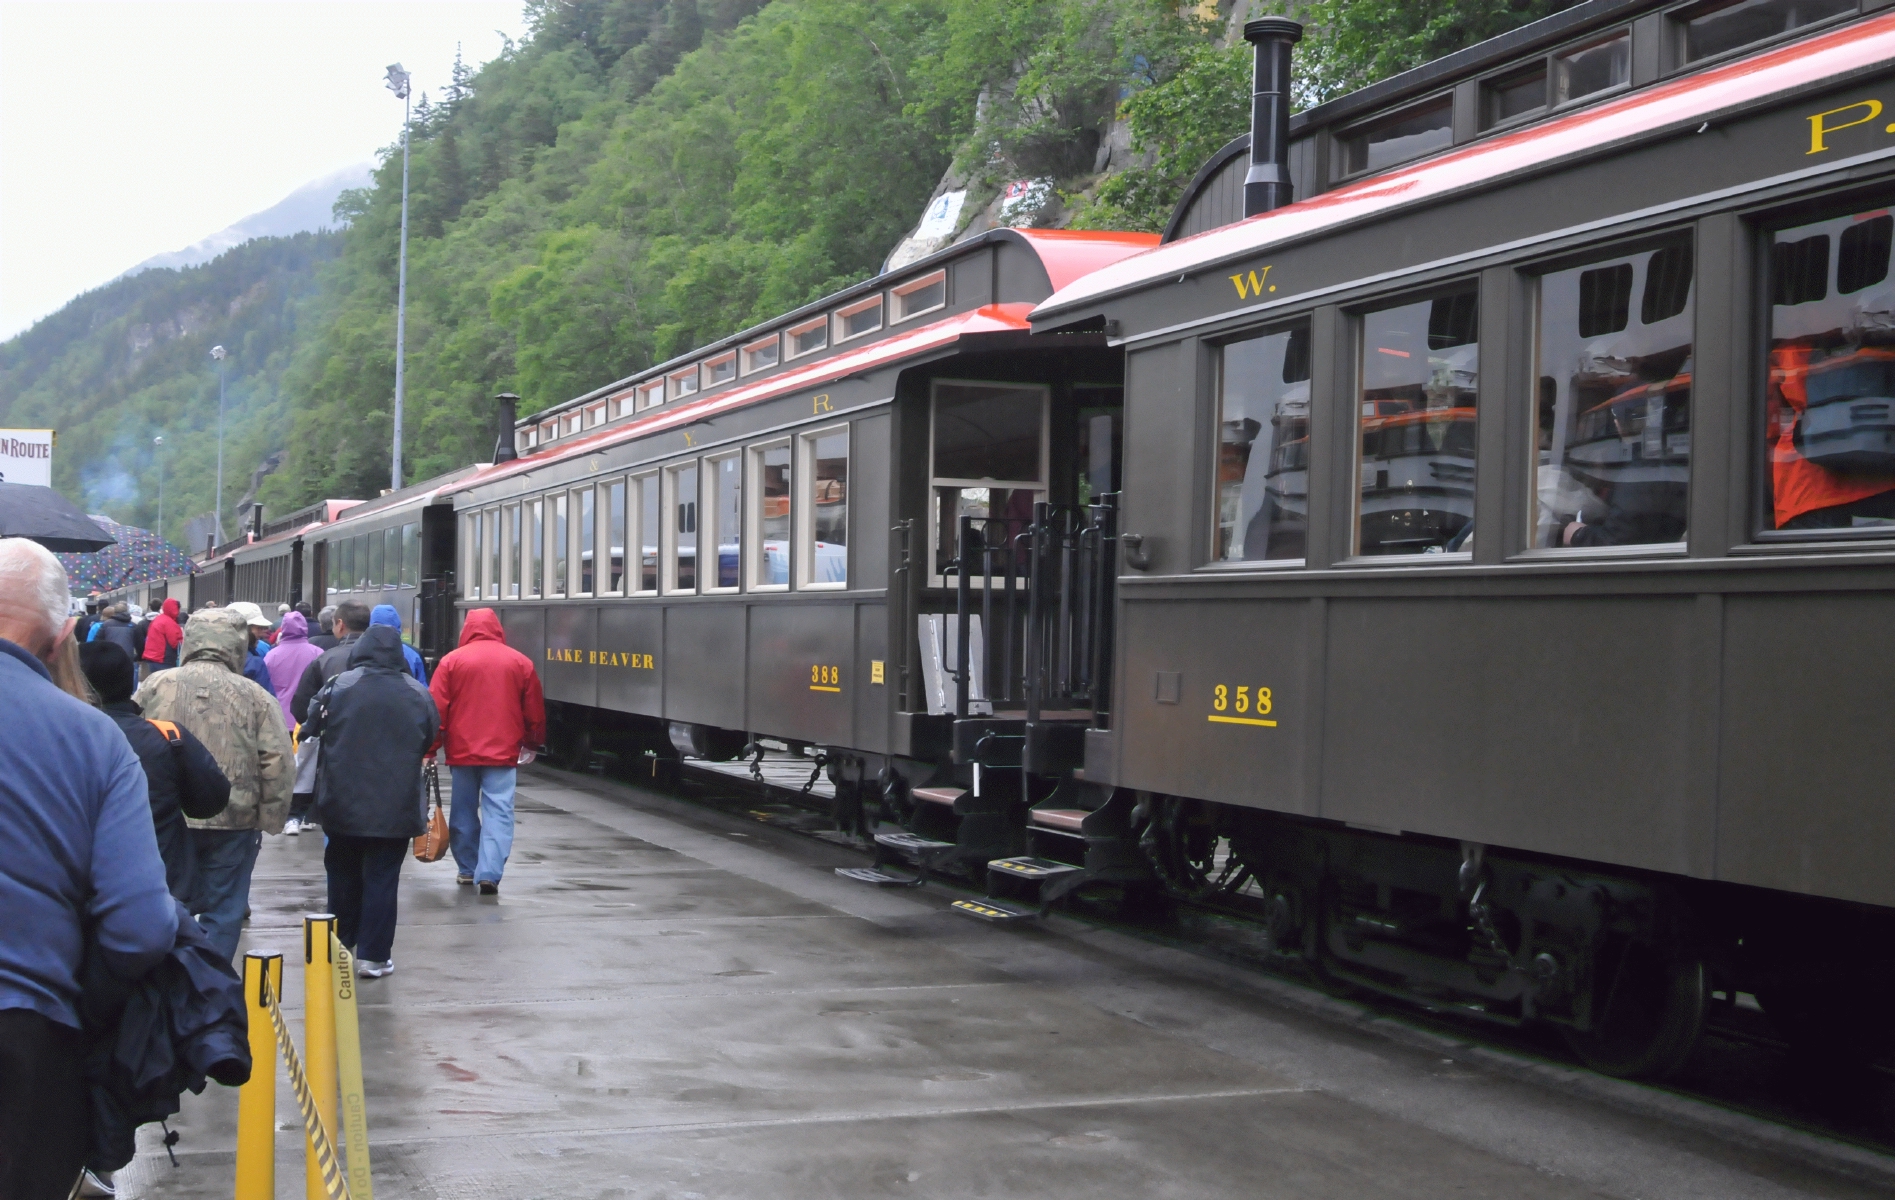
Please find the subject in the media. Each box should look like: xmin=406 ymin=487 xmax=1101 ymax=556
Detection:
xmin=0 ymin=538 xmax=176 ymax=1200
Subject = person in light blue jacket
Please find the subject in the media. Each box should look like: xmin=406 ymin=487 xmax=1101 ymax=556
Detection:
xmin=0 ymin=538 xmax=176 ymax=1198
xmin=370 ymin=604 xmax=427 ymax=684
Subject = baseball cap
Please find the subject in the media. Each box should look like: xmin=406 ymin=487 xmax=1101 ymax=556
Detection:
xmin=227 ymin=601 xmax=274 ymax=629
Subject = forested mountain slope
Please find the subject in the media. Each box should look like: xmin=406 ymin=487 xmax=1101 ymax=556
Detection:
xmin=1 ymin=0 xmax=1581 ymax=538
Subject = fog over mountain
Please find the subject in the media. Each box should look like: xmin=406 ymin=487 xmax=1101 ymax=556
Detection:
xmin=123 ymin=162 xmax=372 ymax=278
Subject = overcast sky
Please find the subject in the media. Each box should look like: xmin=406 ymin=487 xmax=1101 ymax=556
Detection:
xmin=0 ymin=0 xmax=530 ymax=340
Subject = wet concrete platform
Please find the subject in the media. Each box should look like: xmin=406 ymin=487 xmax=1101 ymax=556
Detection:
xmin=115 ymin=772 xmax=1895 ymax=1199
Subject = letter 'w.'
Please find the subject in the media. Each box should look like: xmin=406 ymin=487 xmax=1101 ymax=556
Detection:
xmin=1229 ymin=267 xmax=1272 ymax=300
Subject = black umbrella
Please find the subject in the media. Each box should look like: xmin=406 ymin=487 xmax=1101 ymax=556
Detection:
xmin=0 ymin=483 xmax=117 ymax=552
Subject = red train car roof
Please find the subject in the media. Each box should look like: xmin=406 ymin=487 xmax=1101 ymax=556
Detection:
xmin=1033 ymin=12 xmax=1895 ymax=322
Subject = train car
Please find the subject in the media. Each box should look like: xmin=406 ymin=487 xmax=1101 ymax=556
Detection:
xmin=434 ymin=227 xmax=1154 ymax=845
xmin=1023 ymin=0 xmax=1895 ymax=1082
xmin=299 ymin=468 xmax=480 ymax=667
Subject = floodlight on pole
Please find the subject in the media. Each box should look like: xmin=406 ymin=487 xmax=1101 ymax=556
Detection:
xmin=210 ymin=345 xmax=227 ymax=541
xmin=386 ymin=63 xmax=412 ymax=493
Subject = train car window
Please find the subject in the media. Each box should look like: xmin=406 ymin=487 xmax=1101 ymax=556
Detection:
xmin=786 ymin=316 xmax=827 ymax=360
xmin=327 ymin=540 xmax=340 ymax=597
xmin=1533 ymin=236 xmax=1693 ymax=549
xmin=574 ymin=489 xmax=595 ymax=596
xmin=634 ymin=473 xmax=659 ymax=593
xmin=1356 ymin=290 xmax=1479 ymax=556
xmin=705 ymin=454 xmax=741 ymax=592
xmin=799 ymin=429 xmax=849 ymax=588
xmin=462 ymin=516 xmax=478 ymax=600
xmin=1340 ymin=96 xmax=1452 ymax=178
xmin=702 ymin=352 xmax=737 ymax=389
xmin=1760 ymin=206 xmax=1895 ymax=534
xmin=526 ymin=498 xmax=544 ymax=598
xmin=749 ymin=441 xmax=792 ymax=590
xmin=550 ymin=494 xmax=568 ymax=597
xmin=892 ymin=271 xmax=948 ymax=323
xmin=835 ymin=296 xmax=883 ymax=342
xmin=351 ymin=534 xmax=368 ymax=589
xmin=637 ymin=379 xmax=665 ymax=410
xmin=669 ymin=368 xmax=699 ymax=400
xmin=502 ymin=508 xmax=520 ymax=598
xmin=1553 ymin=32 xmax=1628 ymax=105
xmin=742 ymin=336 xmax=780 ymax=375
xmin=1677 ymin=0 xmax=1854 ymax=65
xmin=1216 ymin=323 xmax=1311 ymax=563
xmin=1483 ymin=64 xmax=1546 ymax=129
xmin=667 ymin=462 xmax=699 ymax=593
xmin=585 ymin=403 xmax=606 ymax=428
xmin=486 ymin=511 xmax=502 ymax=599
xmin=401 ymin=523 xmax=419 ymax=588
xmin=605 ymin=481 xmax=626 ymax=594
xmin=930 ymin=382 xmax=1046 ymax=579
xmin=382 ymin=527 xmax=398 ymax=590
xmin=562 ymin=412 xmax=581 ymax=437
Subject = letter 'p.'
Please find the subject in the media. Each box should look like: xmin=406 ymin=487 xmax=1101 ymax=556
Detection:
xmin=1808 ymin=98 xmax=1883 ymax=154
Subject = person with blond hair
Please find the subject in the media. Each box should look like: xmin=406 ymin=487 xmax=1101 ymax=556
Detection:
xmin=0 ymin=538 xmax=175 ymax=1198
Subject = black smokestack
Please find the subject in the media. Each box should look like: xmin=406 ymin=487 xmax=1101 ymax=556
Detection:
xmin=1243 ymin=18 xmax=1302 ymax=218
xmin=494 ymin=393 xmax=520 ymax=463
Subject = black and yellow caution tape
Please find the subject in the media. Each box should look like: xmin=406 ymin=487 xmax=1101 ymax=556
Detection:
xmin=330 ymin=935 xmax=374 ymax=1200
xmin=262 ymin=979 xmax=352 ymax=1200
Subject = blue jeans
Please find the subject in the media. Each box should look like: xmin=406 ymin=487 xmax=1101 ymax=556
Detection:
xmin=190 ymin=828 xmax=261 ymax=961
xmin=449 ymin=766 xmax=516 ymax=884
xmin=325 ymin=834 xmax=407 ymax=963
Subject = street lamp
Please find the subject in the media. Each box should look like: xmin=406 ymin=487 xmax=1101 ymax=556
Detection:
xmin=153 ymin=436 xmax=165 ymax=536
xmin=210 ymin=345 xmax=227 ymax=540
xmin=385 ymin=62 xmax=412 ymax=493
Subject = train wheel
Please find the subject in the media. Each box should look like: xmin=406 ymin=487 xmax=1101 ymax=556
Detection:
xmin=1562 ymin=943 xmax=1705 ymax=1080
xmin=1139 ymin=795 xmax=1252 ymax=902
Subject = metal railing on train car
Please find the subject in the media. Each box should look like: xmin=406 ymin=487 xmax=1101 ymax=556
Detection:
xmin=948 ymin=494 xmax=1118 ymax=728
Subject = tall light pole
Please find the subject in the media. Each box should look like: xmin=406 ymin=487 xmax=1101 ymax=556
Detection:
xmin=153 ymin=435 xmax=165 ymax=536
xmin=386 ymin=62 xmax=412 ymax=493
xmin=210 ymin=345 xmax=227 ymax=539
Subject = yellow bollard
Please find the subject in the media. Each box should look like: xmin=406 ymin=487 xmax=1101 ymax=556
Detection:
xmin=304 ymin=915 xmax=339 ymax=1200
xmin=234 ymin=952 xmax=283 ymax=1200
xmin=330 ymin=935 xmax=374 ymax=1200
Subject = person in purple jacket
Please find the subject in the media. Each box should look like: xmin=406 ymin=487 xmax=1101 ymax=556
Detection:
xmin=264 ymin=610 xmax=323 ymax=728
xmin=0 ymin=538 xmax=176 ymax=1200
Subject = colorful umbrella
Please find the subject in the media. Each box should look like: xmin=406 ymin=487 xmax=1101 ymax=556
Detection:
xmin=56 ymin=516 xmax=194 ymax=593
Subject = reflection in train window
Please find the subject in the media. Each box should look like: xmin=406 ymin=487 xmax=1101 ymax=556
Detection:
xmin=1552 ymin=32 xmax=1628 ymax=105
xmin=550 ymin=494 xmax=568 ymax=597
xmin=668 ymin=462 xmax=698 ymax=593
xmin=750 ymin=441 xmax=791 ymax=589
xmin=527 ymin=498 xmax=544 ymax=598
xmin=367 ymin=530 xmax=385 ymax=590
xmin=1534 ymin=236 xmax=1693 ymax=548
xmin=575 ymin=488 xmax=595 ymax=596
xmin=1483 ymin=64 xmax=1545 ymax=128
xmin=635 ymin=473 xmax=659 ymax=593
xmin=486 ymin=511 xmax=502 ymax=599
xmin=1762 ymin=207 xmax=1895 ymax=533
xmin=1217 ymin=323 xmax=1311 ymax=562
xmin=708 ymin=454 xmax=741 ymax=591
xmin=799 ymin=428 xmax=848 ymax=587
xmin=460 ymin=517 xmax=475 ymax=599
xmin=1356 ymin=291 xmax=1479 ymax=555
xmin=401 ymin=523 xmax=419 ymax=588
xmin=385 ymin=527 xmax=401 ymax=591
xmin=931 ymin=381 xmax=1046 ymax=578
xmin=605 ymin=480 xmax=626 ymax=594
xmin=504 ymin=508 xmax=520 ymax=598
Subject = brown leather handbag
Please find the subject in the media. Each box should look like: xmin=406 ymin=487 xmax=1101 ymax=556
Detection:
xmin=414 ymin=761 xmax=449 ymax=863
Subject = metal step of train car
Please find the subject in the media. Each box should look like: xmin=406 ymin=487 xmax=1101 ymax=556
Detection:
xmin=953 ymin=785 xmax=1151 ymax=922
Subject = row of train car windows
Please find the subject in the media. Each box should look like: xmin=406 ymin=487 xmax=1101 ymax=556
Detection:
xmin=521 ymin=271 xmax=949 ymax=451
xmin=1216 ymin=201 xmax=1895 ymax=562
xmin=1342 ymin=0 xmax=1858 ymax=179
xmin=463 ymin=426 xmax=850 ymax=601
xmin=324 ymin=523 xmax=421 ymax=594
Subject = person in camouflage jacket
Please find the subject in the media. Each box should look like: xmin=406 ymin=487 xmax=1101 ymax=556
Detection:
xmin=133 ymin=608 xmax=292 ymax=959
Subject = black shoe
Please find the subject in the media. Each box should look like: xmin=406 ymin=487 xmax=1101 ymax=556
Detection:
xmin=477 ymin=881 xmax=499 ymax=896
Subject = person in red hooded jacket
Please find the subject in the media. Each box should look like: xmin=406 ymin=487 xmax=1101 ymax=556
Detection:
xmin=139 ymin=597 xmax=184 ymax=680
xmin=428 ymin=609 xmax=544 ymax=894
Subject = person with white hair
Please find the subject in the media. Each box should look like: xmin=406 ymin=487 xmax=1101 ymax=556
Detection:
xmin=0 ymin=538 xmax=176 ymax=1199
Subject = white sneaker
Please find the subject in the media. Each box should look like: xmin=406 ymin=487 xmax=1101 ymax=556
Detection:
xmin=283 ymin=818 xmax=301 ymax=836
xmin=78 ymin=1168 xmax=115 ymax=1197
xmin=358 ymin=958 xmax=394 ymax=978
